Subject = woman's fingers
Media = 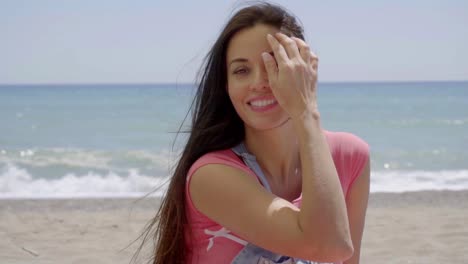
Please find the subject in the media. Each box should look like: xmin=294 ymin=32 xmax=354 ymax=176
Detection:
xmin=266 ymin=34 xmax=289 ymax=65
xmin=267 ymin=33 xmax=317 ymax=68
xmin=262 ymin=52 xmax=278 ymax=83
xmin=291 ymin=37 xmax=311 ymax=63
xmin=262 ymin=33 xmax=319 ymax=119
xmin=291 ymin=37 xmax=319 ymax=72
xmin=274 ymin=32 xmax=301 ymax=60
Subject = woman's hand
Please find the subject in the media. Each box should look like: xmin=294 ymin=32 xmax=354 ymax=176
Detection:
xmin=262 ymin=32 xmax=319 ymax=120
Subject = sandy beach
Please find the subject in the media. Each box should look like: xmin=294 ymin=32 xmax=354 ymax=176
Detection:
xmin=1 ymin=190 xmax=467 ymax=264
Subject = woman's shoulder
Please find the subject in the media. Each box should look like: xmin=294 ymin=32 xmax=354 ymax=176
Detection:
xmin=323 ymin=130 xmax=370 ymax=197
xmin=323 ymin=130 xmax=370 ymax=157
xmin=188 ymin=148 xmax=249 ymax=178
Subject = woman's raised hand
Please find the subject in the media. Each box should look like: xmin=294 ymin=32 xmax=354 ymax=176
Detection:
xmin=262 ymin=33 xmax=319 ymax=120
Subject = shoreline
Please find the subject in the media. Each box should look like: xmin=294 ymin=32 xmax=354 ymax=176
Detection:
xmin=2 ymin=189 xmax=468 ymax=210
xmin=1 ymin=190 xmax=467 ymax=263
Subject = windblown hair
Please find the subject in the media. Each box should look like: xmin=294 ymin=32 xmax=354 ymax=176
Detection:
xmin=133 ymin=2 xmax=305 ymax=263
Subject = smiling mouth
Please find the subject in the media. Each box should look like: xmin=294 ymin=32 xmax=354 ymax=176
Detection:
xmin=248 ymin=99 xmax=277 ymax=107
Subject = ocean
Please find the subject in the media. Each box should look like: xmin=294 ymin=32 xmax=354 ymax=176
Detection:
xmin=1 ymin=81 xmax=467 ymax=198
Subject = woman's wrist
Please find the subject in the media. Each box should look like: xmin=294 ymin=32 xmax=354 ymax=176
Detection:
xmin=291 ymin=108 xmax=322 ymax=141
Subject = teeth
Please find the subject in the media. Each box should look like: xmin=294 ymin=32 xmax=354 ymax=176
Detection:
xmin=250 ymin=99 xmax=276 ymax=107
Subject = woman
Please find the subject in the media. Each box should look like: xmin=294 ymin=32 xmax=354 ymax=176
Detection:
xmin=138 ymin=2 xmax=370 ymax=264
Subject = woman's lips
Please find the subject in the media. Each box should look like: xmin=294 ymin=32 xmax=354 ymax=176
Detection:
xmin=248 ymin=98 xmax=278 ymax=112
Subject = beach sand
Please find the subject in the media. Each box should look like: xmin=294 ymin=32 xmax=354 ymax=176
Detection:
xmin=1 ymin=190 xmax=467 ymax=264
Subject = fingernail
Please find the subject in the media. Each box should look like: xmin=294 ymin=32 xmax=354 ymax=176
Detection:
xmin=261 ymin=52 xmax=270 ymax=61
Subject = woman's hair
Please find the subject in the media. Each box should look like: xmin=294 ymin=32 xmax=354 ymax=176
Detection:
xmin=133 ymin=2 xmax=305 ymax=264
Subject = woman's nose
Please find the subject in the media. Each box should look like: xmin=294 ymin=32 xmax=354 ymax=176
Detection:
xmin=250 ymin=67 xmax=270 ymax=91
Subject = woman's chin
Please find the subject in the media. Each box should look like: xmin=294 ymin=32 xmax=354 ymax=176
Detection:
xmin=245 ymin=117 xmax=291 ymax=131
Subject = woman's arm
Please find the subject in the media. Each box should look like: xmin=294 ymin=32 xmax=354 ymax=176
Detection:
xmin=190 ymin=122 xmax=354 ymax=262
xmin=344 ymin=158 xmax=371 ymax=264
xmin=292 ymin=114 xmax=354 ymax=259
xmin=269 ymin=32 xmax=354 ymax=259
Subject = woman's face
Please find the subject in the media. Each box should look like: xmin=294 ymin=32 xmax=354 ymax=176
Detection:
xmin=226 ymin=23 xmax=290 ymax=131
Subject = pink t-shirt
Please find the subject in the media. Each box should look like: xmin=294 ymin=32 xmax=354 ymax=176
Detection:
xmin=185 ymin=130 xmax=370 ymax=263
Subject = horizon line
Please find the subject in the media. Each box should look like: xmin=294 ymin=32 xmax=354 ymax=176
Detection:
xmin=0 ymin=79 xmax=467 ymax=86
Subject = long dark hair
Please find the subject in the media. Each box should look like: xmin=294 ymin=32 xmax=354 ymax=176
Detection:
xmin=133 ymin=2 xmax=305 ymax=264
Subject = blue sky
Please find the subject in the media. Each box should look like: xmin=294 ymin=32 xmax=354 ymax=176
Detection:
xmin=1 ymin=0 xmax=467 ymax=84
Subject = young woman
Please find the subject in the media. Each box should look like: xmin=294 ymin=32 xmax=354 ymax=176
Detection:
xmin=139 ymin=2 xmax=370 ymax=264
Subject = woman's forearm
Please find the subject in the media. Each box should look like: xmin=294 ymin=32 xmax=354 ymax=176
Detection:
xmin=293 ymin=111 xmax=353 ymax=255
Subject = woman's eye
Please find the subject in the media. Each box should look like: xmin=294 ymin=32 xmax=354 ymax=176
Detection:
xmin=233 ymin=68 xmax=248 ymax=75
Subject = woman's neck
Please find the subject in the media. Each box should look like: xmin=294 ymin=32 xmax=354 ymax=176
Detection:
xmin=244 ymin=119 xmax=301 ymax=188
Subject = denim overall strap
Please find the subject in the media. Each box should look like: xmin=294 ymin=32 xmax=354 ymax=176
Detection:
xmin=231 ymin=142 xmax=273 ymax=192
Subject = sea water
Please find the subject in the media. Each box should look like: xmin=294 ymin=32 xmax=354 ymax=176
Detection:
xmin=1 ymin=81 xmax=467 ymax=198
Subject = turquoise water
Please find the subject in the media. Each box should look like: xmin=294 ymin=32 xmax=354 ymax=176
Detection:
xmin=1 ymin=82 xmax=467 ymax=197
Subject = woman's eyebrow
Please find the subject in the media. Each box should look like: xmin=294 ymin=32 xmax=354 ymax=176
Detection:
xmin=229 ymin=58 xmax=248 ymax=67
xmin=229 ymin=52 xmax=275 ymax=66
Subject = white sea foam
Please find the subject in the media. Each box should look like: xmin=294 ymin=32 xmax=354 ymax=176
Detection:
xmin=0 ymin=148 xmax=177 ymax=173
xmin=1 ymin=164 xmax=468 ymax=199
xmin=436 ymin=118 xmax=468 ymax=126
xmin=370 ymin=170 xmax=468 ymax=193
xmin=0 ymin=164 xmax=168 ymax=199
